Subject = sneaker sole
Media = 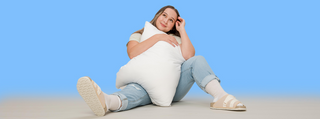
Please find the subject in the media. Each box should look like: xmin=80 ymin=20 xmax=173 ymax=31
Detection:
xmin=77 ymin=77 xmax=106 ymax=116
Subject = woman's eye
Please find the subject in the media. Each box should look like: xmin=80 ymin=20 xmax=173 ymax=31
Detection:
xmin=170 ymin=19 xmax=173 ymax=22
xmin=163 ymin=14 xmax=166 ymax=17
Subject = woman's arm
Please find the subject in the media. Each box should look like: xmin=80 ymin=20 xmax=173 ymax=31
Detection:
xmin=127 ymin=35 xmax=158 ymax=59
xmin=127 ymin=34 xmax=179 ymax=59
xmin=176 ymin=17 xmax=195 ymax=60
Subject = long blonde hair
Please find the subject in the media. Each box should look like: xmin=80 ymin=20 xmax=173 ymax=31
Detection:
xmin=133 ymin=5 xmax=180 ymax=37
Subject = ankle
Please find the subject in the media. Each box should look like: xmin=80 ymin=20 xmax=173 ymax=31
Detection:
xmin=205 ymin=80 xmax=228 ymax=102
xmin=108 ymin=95 xmax=121 ymax=111
xmin=213 ymin=93 xmax=228 ymax=102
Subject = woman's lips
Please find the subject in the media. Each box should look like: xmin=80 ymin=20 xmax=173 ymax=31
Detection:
xmin=161 ymin=23 xmax=166 ymax=27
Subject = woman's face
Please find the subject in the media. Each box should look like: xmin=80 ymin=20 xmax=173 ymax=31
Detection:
xmin=156 ymin=8 xmax=178 ymax=32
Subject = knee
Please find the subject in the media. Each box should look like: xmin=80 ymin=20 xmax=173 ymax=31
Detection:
xmin=191 ymin=55 xmax=206 ymax=63
xmin=188 ymin=55 xmax=210 ymax=69
xmin=182 ymin=55 xmax=208 ymax=70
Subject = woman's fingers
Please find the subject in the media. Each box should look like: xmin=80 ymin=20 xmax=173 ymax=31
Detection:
xmin=171 ymin=42 xmax=176 ymax=47
xmin=165 ymin=39 xmax=176 ymax=47
xmin=175 ymin=21 xmax=180 ymax=31
xmin=158 ymin=34 xmax=179 ymax=47
xmin=165 ymin=36 xmax=178 ymax=47
xmin=176 ymin=20 xmax=180 ymax=26
xmin=169 ymin=35 xmax=179 ymax=46
xmin=178 ymin=17 xmax=185 ymax=26
xmin=177 ymin=17 xmax=183 ymax=22
xmin=176 ymin=17 xmax=185 ymax=31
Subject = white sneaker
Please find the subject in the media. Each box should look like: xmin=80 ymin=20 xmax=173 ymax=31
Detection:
xmin=77 ymin=76 xmax=108 ymax=116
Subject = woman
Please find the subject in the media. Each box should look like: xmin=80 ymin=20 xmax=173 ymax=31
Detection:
xmin=77 ymin=5 xmax=246 ymax=116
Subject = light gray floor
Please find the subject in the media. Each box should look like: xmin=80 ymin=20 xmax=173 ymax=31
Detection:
xmin=0 ymin=95 xmax=319 ymax=119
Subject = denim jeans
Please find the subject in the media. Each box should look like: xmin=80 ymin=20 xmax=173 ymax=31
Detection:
xmin=111 ymin=55 xmax=220 ymax=112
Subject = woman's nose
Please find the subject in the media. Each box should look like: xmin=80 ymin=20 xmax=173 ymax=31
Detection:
xmin=164 ymin=18 xmax=168 ymax=24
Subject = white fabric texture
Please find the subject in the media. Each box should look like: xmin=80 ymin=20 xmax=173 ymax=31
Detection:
xmin=116 ymin=21 xmax=185 ymax=106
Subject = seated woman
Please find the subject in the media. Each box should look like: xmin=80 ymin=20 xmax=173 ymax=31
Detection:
xmin=76 ymin=5 xmax=246 ymax=116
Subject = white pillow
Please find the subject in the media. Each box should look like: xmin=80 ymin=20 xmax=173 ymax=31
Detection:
xmin=116 ymin=21 xmax=185 ymax=106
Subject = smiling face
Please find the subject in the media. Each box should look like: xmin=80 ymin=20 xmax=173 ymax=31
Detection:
xmin=155 ymin=8 xmax=178 ymax=32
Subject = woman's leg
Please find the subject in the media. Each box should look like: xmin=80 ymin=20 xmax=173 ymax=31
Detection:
xmin=172 ymin=55 xmax=246 ymax=110
xmin=77 ymin=77 xmax=152 ymax=116
xmin=108 ymin=83 xmax=152 ymax=112
xmin=173 ymin=55 xmax=221 ymax=101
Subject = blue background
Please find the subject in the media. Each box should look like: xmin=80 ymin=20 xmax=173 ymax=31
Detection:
xmin=1 ymin=0 xmax=319 ymax=98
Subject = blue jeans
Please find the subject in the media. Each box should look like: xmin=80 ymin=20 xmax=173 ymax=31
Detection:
xmin=111 ymin=55 xmax=220 ymax=111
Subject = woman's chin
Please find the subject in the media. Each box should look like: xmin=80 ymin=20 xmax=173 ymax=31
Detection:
xmin=159 ymin=28 xmax=168 ymax=32
xmin=158 ymin=29 xmax=165 ymax=32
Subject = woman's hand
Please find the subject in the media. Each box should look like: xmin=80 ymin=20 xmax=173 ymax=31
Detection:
xmin=155 ymin=34 xmax=179 ymax=47
xmin=175 ymin=17 xmax=186 ymax=32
